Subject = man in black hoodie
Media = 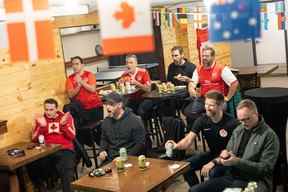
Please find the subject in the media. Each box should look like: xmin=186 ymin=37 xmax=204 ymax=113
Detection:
xmin=99 ymin=92 xmax=146 ymax=161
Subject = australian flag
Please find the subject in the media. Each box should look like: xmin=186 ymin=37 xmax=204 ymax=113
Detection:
xmin=209 ymin=0 xmax=260 ymax=42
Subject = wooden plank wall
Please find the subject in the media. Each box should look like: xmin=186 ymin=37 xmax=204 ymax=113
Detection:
xmin=0 ymin=12 xmax=99 ymax=148
xmin=0 ymin=30 xmax=67 ymax=147
xmin=161 ymin=12 xmax=232 ymax=72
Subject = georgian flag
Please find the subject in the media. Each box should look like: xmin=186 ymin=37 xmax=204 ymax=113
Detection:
xmin=97 ymin=0 xmax=154 ymax=55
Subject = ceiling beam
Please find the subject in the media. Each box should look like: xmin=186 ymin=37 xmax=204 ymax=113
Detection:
xmin=53 ymin=11 xmax=99 ymax=29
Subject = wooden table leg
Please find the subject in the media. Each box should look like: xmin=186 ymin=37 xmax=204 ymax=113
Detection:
xmin=0 ymin=172 xmax=20 ymax=192
xmin=10 ymin=173 xmax=20 ymax=192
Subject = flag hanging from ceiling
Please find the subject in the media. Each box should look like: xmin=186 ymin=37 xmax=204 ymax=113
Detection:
xmin=275 ymin=1 xmax=284 ymax=13
xmin=260 ymin=3 xmax=268 ymax=31
xmin=97 ymin=0 xmax=154 ymax=55
xmin=261 ymin=2 xmax=283 ymax=31
xmin=4 ymin=0 xmax=55 ymax=63
xmin=209 ymin=0 xmax=260 ymax=42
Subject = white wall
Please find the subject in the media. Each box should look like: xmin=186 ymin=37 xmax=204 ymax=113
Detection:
xmin=61 ymin=30 xmax=101 ymax=62
xmin=230 ymin=40 xmax=254 ymax=67
xmin=256 ymin=31 xmax=286 ymax=65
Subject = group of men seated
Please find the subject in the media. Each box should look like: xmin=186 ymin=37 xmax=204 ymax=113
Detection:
xmin=26 ymin=44 xmax=280 ymax=192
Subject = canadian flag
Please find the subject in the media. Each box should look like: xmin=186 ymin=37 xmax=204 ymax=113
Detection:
xmin=97 ymin=0 xmax=154 ymax=55
xmin=4 ymin=0 xmax=55 ymax=63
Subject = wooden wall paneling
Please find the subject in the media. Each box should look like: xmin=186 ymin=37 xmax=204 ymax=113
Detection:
xmin=175 ymin=24 xmax=189 ymax=59
xmin=53 ymin=11 xmax=99 ymax=28
xmin=161 ymin=24 xmax=177 ymax=76
xmin=213 ymin=42 xmax=232 ymax=66
xmin=0 ymin=24 xmax=67 ymax=147
xmin=187 ymin=24 xmax=199 ymax=65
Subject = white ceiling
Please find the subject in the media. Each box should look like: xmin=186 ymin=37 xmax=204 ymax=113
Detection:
xmin=0 ymin=0 xmax=201 ymax=18
xmin=0 ymin=0 xmax=199 ymax=9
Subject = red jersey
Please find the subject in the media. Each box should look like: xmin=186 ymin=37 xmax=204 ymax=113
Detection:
xmin=32 ymin=111 xmax=75 ymax=151
xmin=197 ymin=64 xmax=228 ymax=96
xmin=66 ymin=70 xmax=102 ymax=110
xmin=120 ymin=68 xmax=151 ymax=100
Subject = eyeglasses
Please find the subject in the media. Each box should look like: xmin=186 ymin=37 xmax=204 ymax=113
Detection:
xmin=171 ymin=54 xmax=179 ymax=57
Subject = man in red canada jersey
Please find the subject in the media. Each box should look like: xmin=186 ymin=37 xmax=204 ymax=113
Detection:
xmin=185 ymin=45 xmax=239 ymax=127
xmin=28 ymin=98 xmax=75 ymax=192
xmin=65 ymin=56 xmax=103 ymax=129
xmin=119 ymin=54 xmax=152 ymax=117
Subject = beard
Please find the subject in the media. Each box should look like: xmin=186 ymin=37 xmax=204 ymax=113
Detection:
xmin=206 ymin=110 xmax=216 ymax=117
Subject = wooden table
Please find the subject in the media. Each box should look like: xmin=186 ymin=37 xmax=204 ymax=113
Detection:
xmin=95 ymin=70 xmax=125 ymax=82
xmin=72 ymin=156 xmax=190 ymax=192
xmin=232 ymin=64 xmax=279 ymax=76
xmin=0 ymin=142 xmax=61 ymax=192
xmin=95 ymin=63 xmax=159 ymax=83
xmin=143 ymin=86 xmax=187 ymax=100
xmin=0 ymin=142 xmax=61 ymax=171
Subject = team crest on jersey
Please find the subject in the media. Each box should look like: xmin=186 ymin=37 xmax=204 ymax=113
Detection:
xmin=48 ymin=122 xmax=60 ymax=134
xmin=219 ymin=128 xmax=228 ymax=138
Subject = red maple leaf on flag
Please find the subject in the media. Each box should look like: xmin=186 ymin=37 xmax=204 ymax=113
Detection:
xmin=113 ymin=2 xmax=135 ymax=29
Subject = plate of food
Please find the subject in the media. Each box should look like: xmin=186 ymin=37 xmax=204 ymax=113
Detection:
xmin=175 ymin=85 xmax=186 ymax=90
xmin=98 ymin=89 xmax=113 ymax=96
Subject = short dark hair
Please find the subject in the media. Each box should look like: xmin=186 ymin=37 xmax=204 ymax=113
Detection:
xmin=171 ymin=46 xmax=184 ymax=54
xmin=205 ymin=90 xmax=224 ymax=105
xmin=202 ymin=45 xmax=215 ymax=57
xmin=44 ymin=98 xmax=58 ymax=108
xmin=71 ymin=56 xmax=83 ymax=64
xmin=237 ymin=99 xmax=258 ymax=113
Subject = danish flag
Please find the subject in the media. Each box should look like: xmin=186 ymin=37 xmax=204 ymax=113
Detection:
xmin=3 ymin=0 xmax=55 ymax=63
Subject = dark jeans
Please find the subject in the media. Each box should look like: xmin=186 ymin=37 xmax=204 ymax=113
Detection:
xmin=0 ymin=172 xmax=10 ymax=192
xmin=27 ymin=150 xmax=75 ymax=192
xmin=184 ymin=152 xmax=214 ymax=187
xmin=189 ymin=166 xmax=269 ymax=192
xmin=126 ymin=99 xmax=156 ymax=119
xmin=189 ymin=176 xmax=249 ymax=192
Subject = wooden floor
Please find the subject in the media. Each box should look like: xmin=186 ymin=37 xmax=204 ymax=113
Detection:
xmin=261 ymin=75 xmax=288 ymax=88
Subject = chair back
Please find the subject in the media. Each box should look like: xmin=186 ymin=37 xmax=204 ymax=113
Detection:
xmin=74 ymin=139 xmax=92 ymax=167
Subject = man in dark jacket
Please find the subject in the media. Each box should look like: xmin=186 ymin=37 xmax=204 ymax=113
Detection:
xmin=190 ymin=99 xmax=280 ymax=192
xmin=99 ymin=92 xmax=146 ymax=161
xmin=167 ymin=46 xmax=196 ymax=86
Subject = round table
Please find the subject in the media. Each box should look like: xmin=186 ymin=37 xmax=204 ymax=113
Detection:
xmin=244 ymin=87 xmax=288 ymax=191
